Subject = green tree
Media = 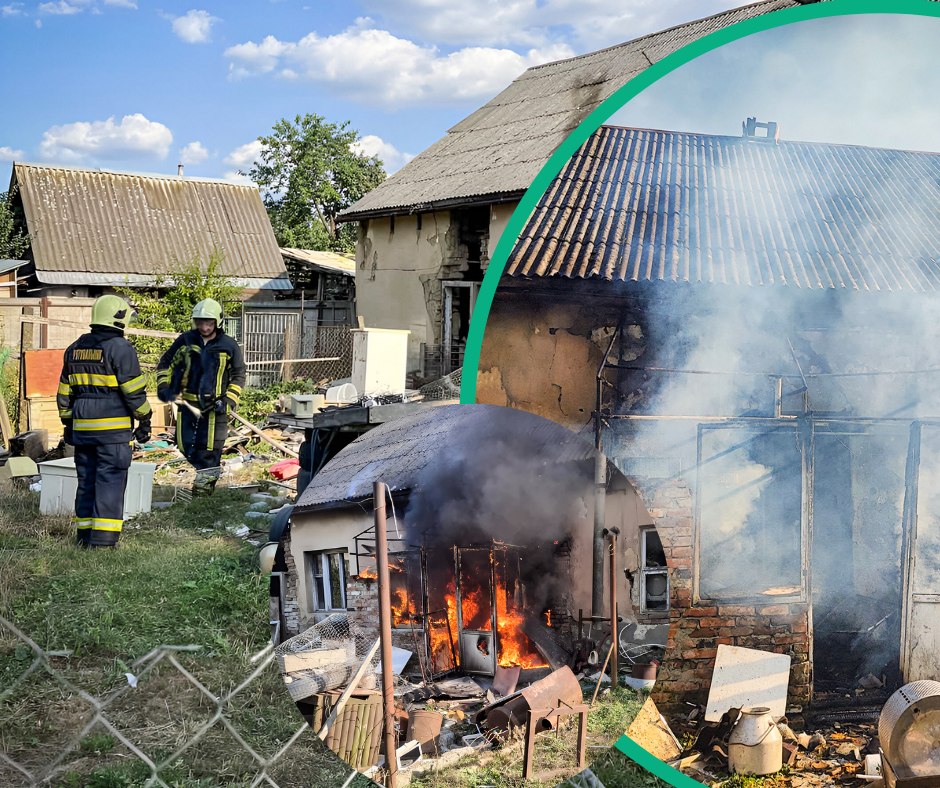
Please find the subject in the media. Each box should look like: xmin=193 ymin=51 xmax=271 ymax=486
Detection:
xmin=117 ymin=251 xmax=242 ymax=363
xmin=250 ymin=114 xmax=386 ymax=253
xmin=0 ymin=187 xmax=30 ymax=260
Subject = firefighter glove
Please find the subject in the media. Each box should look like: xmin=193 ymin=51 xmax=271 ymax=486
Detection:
xmin=214 ymin=399 xmax=227 ymax=414
xmin=134 ymin=419 xmax=152 ymax=444
xmin=157 ymin=388 xmax=174 ymax=403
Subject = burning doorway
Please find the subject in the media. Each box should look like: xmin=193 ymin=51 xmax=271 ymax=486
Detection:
xmin=375 ymin=542 xmax=551 ymax=678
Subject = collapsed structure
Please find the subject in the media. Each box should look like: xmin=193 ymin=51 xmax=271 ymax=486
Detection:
xmin=478 ymin=122 xmax=940 ymax=713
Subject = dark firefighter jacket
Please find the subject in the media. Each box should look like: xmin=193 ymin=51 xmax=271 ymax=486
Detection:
xmin=57 ymin=327 xmax=152 ymax=446
xmin=155 ymin=328 xmax=245 ymax=433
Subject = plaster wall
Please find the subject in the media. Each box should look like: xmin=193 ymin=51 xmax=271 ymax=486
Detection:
xmin=287 ymin=507 xmax=373 ymax=628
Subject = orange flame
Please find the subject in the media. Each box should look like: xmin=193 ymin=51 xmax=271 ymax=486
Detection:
xmin=545 ymin=610 xmax=552 ymax=628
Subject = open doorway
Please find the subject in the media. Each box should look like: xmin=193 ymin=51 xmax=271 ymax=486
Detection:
xmin=811 ymin=425 xmax=906 ymax=698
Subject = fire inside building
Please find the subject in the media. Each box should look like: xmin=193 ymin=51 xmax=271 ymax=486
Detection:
xmin=477 ymin=122 xmax=940 ymax=714
xmin=271 ymin=404 xmax=671 ymax=679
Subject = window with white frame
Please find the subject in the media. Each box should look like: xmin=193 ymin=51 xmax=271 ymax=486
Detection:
xmin=306 ymin=550 xmax=348 ymax=612
xmin=640 ymin=528 xmax=670 ymax=612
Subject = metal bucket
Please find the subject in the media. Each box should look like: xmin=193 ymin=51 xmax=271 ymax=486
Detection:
xmin=408 ymin=709 xmax=444 ymax=750
xmin=631 ymin=663 xmax=657 ymax=681
xmin=879 ymin=680 xmax=940 ymax=779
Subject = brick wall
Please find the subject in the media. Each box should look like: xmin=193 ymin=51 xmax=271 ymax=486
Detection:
xmin=282 ymin=533 xmax=301 ymax=638
xmin=346 ymin=576 xmax=429 ymax=670
xmin=634 ymin=478 xmax=811 ymax=713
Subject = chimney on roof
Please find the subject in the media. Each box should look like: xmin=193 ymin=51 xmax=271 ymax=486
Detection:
xmin=743 ymin=117 xmax=780 ymax=144
xmin=178 ymin=164 xmax=184 ymax=176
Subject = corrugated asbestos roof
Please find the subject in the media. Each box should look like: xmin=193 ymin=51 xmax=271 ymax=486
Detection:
xmin=506 ymin=125 xmax=940 ymax=293
xmin=294 ymin=404 xmax=597 ymax=511
xmin=280 ymin=248 xmax=356 ymax=275
xmin=13 ymin=162 xmax=288 ymax=285
xmin=339 ymin=0 xmax=808 ymax=220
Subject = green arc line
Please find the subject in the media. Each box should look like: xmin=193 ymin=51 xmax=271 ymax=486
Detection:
xmin=460 ymin=0 xmax=940 ymax=409
xmin=459 ymin=0 xmax=940 ymax=784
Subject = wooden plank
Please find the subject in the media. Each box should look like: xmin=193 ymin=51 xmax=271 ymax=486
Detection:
xmin=0 ymin=389 xmax=12 ymax=448
xmin=17 ymin=315 xmax=178 ymax=340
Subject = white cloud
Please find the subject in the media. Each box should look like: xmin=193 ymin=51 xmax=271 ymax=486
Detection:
xmin=34 ymin=18 xmax=40 ymax=26
xmin=104 ymin=0 xmax=137 ymax=7
xmin=351 ymin=134 xmax=413 ymax=174
xmin=38 ymin=1 xmax=84 ymax=14
xmin=169 ymin=9 xmax=220 ymax=43
xmin=39 ymin=113 xmax=173 ymax=163
xmin=224 ymin=140 xmax=263 ymax=170
xmin=178 ymin=141 xmax=209 ymax=165
xmin=224 ymin=20 xmax=574 ymax=107
xmin=0 ymin=146 xmax=25 ymax=161
xmin=358 ymin=0 xmax=737 ymax=52
xmin=1 ymin=3 xmax=24 ymax=16
xmin=222 ymin=170 xmax=256 ymax=186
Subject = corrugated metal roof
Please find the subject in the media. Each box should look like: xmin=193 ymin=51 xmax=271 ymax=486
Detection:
xmin=280 ymin=247 xmax=356 ymax=276
xmin=339 ymin=0 xmax=806 ymax=219
xmin=13 ymin=162 xmax=287 ymax=284
xmin=506 ymin=125 xmax=940 ymax=293
xmin=294 ymin=404 xmax=597 ymax=511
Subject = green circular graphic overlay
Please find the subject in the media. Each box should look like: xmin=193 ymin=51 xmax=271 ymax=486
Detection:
xmin=460 ymin=0 xmax=940 ymax=409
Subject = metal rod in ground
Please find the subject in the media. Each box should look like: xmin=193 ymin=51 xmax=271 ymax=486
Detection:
xmin=591 ymin=641 xmax=615 ymax=707
xmin=609 ymin=527 xmax=619 ymax=689
xmin=375 ymin=481 xmax=398 ymax=788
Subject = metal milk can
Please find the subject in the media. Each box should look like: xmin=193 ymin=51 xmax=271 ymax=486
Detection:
xmin=728 ymin=706 xmax=783 ymax=776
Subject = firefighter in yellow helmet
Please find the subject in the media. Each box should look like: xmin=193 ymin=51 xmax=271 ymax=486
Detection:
xmin=57 ymin=295 xmax=152 ymax=548
xmin=156 ymin=299 xmax=246 ymax=495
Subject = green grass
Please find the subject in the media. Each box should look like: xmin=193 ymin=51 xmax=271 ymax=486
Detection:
xmin=559 ymin=748 xmax=671 ymax=788
xmin=0 ymin=486 xmax=374 ymax=788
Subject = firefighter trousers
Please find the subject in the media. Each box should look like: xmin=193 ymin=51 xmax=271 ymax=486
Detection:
xmin=74 ymin=442 xmax=132 ymax=547
xmin=178 ymin=409 xmax=225 ymax=495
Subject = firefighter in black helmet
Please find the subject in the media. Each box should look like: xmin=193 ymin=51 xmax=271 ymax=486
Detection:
xmin=57 ymin=295 xmax=152 ymax=548
xmin=156 ymin=299 xmax=246 ymax=495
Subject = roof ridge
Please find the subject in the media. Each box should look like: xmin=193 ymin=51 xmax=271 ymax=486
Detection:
xmin=521 ymin=0 xmax=790 ymax=73
xmin=13 ymin=161 xmax=255 ymax=188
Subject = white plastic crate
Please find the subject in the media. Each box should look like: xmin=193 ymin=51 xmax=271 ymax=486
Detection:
xmin=38 ymin=457 xmax=157 ymax=517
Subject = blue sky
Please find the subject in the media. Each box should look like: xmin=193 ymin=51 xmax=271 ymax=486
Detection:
xmin=0 ymin=0 xmax=737 ymax=183
xmin=612 ymin=13 xmax=940 ymax=153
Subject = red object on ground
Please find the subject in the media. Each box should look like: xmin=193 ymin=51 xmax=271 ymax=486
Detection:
xmin=269 ymin=458 xmax=300 ymax=479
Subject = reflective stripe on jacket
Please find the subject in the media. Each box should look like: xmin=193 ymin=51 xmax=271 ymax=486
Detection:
xmin=58 ymin=327 xmax=151 ymax=446
xmin=156 ymin=329 xmax=245 ymax=414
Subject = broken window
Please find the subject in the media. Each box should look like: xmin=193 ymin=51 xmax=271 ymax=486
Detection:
xmin=697 ymin=425 xmax=803 ymax=600
xmin=640 ymin=527 xmax=670 ymax=611
xmin=306 ymin=550 xmax=348 ymax=611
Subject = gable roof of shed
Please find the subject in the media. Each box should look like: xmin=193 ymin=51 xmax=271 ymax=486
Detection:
xmin=293 ymin=403 xmax=597 ymax=512
xmin=339 ymin=0 xmax=811 ymax=221
xmin=507 ymin=125 xmax=940 ymax=293
xmin=12 ymin=162 xmax=289 ymax=288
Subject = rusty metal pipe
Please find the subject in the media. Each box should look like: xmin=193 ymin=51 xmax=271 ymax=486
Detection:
xmin=608 ymin=527 xmax=619 ymax=689
xmin=374 ymin=482 xmax=397 ymax=788
xmin=592 ymin=453 xmax=607 ymax=617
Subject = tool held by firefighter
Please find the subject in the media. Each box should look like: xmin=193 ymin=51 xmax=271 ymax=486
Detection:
xmin=57 ymin=295 xmax=152 ymax=548
xmin=156 ymin=299 xmax=246 ymax=496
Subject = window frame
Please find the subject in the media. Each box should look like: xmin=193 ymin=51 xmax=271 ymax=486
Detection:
xmin=307 ymin=549 xmax=348 ymax=612
xmin=693 ymin=422 xmax=808 ymax=605
xmin=639 ymin=526 xmax=670 ymax=614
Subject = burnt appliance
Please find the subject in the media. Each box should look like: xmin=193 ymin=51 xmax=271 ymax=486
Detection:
xmin=879 ymin=680 xmax=940 ymax=787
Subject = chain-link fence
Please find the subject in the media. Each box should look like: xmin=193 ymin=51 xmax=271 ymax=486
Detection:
xmin=245 ymin=326 xmax=353 ymax=388
xmin=0 ymin=614 xmax=377 ymax=788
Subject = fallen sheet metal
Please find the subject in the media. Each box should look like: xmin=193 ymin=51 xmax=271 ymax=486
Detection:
xmin=493 ymin=665 xmax=521 ymax=696
xmin=705 ymin=645 xmax=791 ymax=722
xmin=626 ymin=698 xmax=681 ymax=761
